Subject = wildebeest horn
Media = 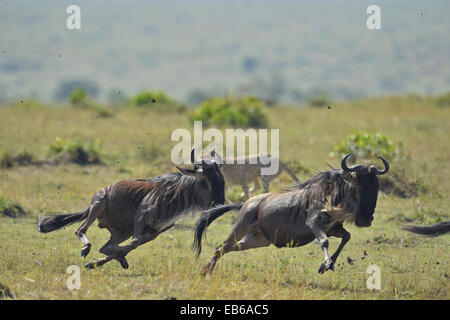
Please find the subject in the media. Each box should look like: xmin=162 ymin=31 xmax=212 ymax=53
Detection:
xmin=341 ymin=153 xmax=360 ymax=172
xmin=370 ymin=156 xmax=390 ymax=175
xmin=211 ymin=149 xmax=223 ymax=164
xmin=191 ymin=147 xmax=196 ymax=164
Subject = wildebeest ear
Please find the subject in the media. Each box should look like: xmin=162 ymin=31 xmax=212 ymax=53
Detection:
xmin=176 ymin=166 xmax=197 ymax=176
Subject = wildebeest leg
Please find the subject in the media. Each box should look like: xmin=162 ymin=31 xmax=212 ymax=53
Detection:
xmin=103 ymin=234 xmax=131 ymax=269
xmin=324 ymin=224 xmax=351 ymax=269
xmin=306 ymin=213 xmax=334 ymax=274
xmin=249 ymin=178 xmax=261 ymax=194
xmin=316 ymin=224 xmax=351 ymax=273
xmin=239 ymin=176 xmax=250 ymax=200
xmin=85 ymin=232 xmax=130 ymax=269
xmin=85 ymin=240 xmax=126 ymax=269
xmin=262 ymin=176 xmax=270 ymax=193
xmin=85 ymin=224 xmax=175 ymax=269
xmin=75 ymin=190 xmax=107 ymax=258
xmin=202 ymin=220 xmax=254 ymax=276
xmin=121 ymin=223 xmax=175 ymax=256
xmin=230 ymin=230 xmax=270 ymax=251
xmin=85 ymin=233 xmax=156 ymax=269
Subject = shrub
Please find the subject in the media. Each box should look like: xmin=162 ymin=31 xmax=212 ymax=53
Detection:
xmin=48 ymin=137 xmax=103 ymax=165
xmin=55 ymin=79 xmax=99 ymax=101
xmin=189 ymin=96 xmax=269 ymax=128
xmin=331 ymin=131 xmax=406 ymax=163
xmin=330 ymin=132 xmax=431 ymax=198
xmin=1 ymin=151 xmax=37 ymax=169
xmin=435 ymin=92 xmax=450 ymax=107
xmin=130 ymin=90 xmax=185 ymax=112
xmin=68 ymin=88 xmax=113 ymax=117
xmin=131 ymin=90 xmax=172 ymax=106
xmin=308 ymin=92 xmax=332 ymax=108
xmin=69 ymin=88 xmax=87 ymax=106
xmin=0 ymin=196 xmax=28 ymax=218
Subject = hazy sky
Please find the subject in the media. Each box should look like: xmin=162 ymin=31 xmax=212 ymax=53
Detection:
xmin=1 ymin=0 xmax=449 ymax=103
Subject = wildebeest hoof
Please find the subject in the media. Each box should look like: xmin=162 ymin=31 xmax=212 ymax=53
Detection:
xmin=81 ymin=243 xmax=92 ymax=258
xmin=318 ymin=259 xmax=334 ymax=274
xmin=201 ymin=263 xmax=212 ymax=277
xmin=85 ymin=260 xmax=97 ymax=269
xmin=117 ymin=257 xmax=129 ymax=269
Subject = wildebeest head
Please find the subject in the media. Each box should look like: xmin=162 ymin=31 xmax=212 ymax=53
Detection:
xmin=340 ymin=153 xmax=389 ymax=227
xmin=176 ymin=148 xmax=225 ymax=207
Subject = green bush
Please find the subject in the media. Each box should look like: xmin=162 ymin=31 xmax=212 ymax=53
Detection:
xmin=0 ymin=196 xmax=28 ymax=218
xmin=189 ymin=96 xmax=269 ymax=128
xmin=48 ymin=137 xmax=103 ymax=165
xmin=308 ymin=92 xmax=332 ymax=108
xmin=69 ymin=88 xmax=87 ymax=106
xmin=55 ymin=79 xmax=99 ymax=101
xmin=435 ymin=92 xmax=450 ymax=107
xmin=130 ymin=90 xmax=185 ymax=112
xmin=68 ymin=88 xmax=114 ymax=117
xmin=1 ymin=151 xmax=37 ymax=169
xmin=331 ymin=131 xmax=406 ymax=163
xmin=131 ymin=90 xmax=172 ymax=106
xmin=330 ymin=132 xmax=427 ymax=198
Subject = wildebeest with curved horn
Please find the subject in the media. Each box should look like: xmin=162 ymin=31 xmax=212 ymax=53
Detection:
xmin=194 ymin=153 xmax=389 ymax=275
xmin=37 ymin=147 xmax=225 ymax=269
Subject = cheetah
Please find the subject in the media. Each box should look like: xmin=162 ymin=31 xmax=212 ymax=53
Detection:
xmin=218 ymin=155 xmax=300 ymax=201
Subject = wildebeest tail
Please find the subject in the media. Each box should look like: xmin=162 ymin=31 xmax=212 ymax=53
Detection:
xmin=402 ymin=221 xmax=450 ymax=237
xmin=280 ymin=161 xmax=300 ymax=182
xmin=37 ymin=207 xmax=89 ymax=233
xmin=193 ymin=203 xmax=243 ymax=257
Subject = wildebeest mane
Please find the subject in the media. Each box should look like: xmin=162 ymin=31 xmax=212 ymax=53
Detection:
xmin=132 ymin=172 xmax=199 ymax=208
xmin=287 ymin=170 xmax=356 ymax=212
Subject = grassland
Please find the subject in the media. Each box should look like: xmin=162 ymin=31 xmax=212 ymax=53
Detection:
xmin=0 ymin=95 xmax=448 ymax=299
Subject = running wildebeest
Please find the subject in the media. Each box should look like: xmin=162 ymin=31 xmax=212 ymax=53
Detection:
xmin=37 ymin=147 xmax=225 ymax=269
xmin=402 ymin=221 xmax=450 ymax=237
xmin=194 ymin=154 xmax=389 ymax=275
